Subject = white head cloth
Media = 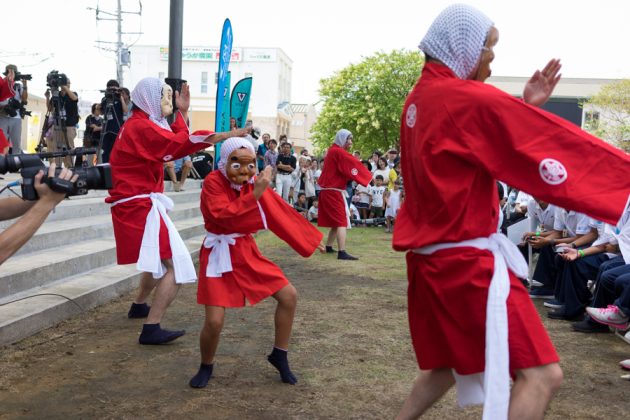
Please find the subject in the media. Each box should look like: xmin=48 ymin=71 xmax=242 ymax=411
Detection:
xmin=218 ymin=137 xmax=256 ymax=191
xmin=131 ymin=77 xmax=171 ymax=131
xmin=333 ymin=129 xmax=352 ymax=147
xmin=419 ymin=4 xmax=494 ymax=79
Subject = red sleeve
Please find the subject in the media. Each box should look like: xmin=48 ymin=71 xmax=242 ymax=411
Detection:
xmin=336 ymin=147 xmax=373 ymax=186
xmin=124 ymin=116 xmax=211 ymax=163
xmin=201 ymin=175 xmax=265 ymax=234
xmin=0 ymin=78 xmax=12 ymax=102
xmin=453 ymin=85 xmax=630 ymax=225
xmin=259 ymin=188 xmax=323 ymax=257
xmin=0 ymin=129 xmax=9 ymax=154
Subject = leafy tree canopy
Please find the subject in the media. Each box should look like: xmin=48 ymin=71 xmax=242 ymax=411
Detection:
xmin=311 ymin=49 xmax=424 ymax=156
xmin=582 ymin=79 xmax=630 ymax=152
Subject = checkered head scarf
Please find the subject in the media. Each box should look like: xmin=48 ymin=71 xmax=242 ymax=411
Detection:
xmin=131 ymin=77 xmax=172 ymax=131
xmin=218 ymin=137 xmax=256 ymax=190
xmin=333 ymin=129 xmax=352 ymax=147
xmin=419 ymin=4 xmax=494 ymax=80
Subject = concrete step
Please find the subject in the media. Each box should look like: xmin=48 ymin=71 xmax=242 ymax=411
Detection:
xmin=0 ymin=216 xmax=205 ymax=299
xmin=14 ymin=201 xmax=202 ymax=256
xmin=0 ymin=187 xmax=202 ymax=229
xmin=0 ymin=236 xmax=203 ymax=346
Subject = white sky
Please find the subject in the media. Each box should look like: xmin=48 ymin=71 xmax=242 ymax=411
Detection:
xmin=3 ymin=0 xmax=630 ymax=104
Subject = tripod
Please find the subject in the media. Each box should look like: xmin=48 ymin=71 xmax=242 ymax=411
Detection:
xmin=97 ymin=96 xmax=122 ymax=164
xmin=47 ymin=88 xmax=73 ymax=168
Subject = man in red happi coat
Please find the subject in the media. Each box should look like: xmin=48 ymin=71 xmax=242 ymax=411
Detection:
xmin=318 ymin=129 xmax=372 ymax=260
xmin=394 ymin=5 xmax=630 ymax=420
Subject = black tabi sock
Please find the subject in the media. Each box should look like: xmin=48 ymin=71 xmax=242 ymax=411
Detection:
xmin=138 ymin=323 xmax=185 ymax=345
xmin=189 ymin=363 xmax=214 ymax=388
xmin=337 ymin=250 xmax=358 ymax=260
xmin=267 ymin=347 xmax=297 ymax=385
xmin=325 ymin=245 xmax=336 ymax=253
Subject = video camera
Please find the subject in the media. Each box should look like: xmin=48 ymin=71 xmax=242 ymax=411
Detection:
xmin=46 ymin=70 xmax=68 ymax=90
xmin=100 ymin=87 xmax=121 ymax=102
xmin=0 ymin=148 xmax=112 ymax=200
xmin=13 ymin=72 xmax=32 ymax=81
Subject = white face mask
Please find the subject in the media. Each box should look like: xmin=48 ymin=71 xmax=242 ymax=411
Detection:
xmin=161 ymin=85 xmax=173 ymax=117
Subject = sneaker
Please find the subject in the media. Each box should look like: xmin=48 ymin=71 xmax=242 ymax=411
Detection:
xmin=615 ymin=329 xmax=630 ymax=345
xmin=586 ymin=305 xmax=629 ymax=329
xmin=543 ymin=299 xmax=564 ymax=309
xmin=571 ymin=316 xmax=610 ymax=333
xmin=620 ymin=359 xmax=630 ymax=370
xmin=547 ymin=309 xmax=583 ymax=321
xmin=529 ymin=279 xmax=544 ymax=288
xmin=337 ymin=250 xmax=358 ymax=260
xmin=529 ymin=288 xmax=554 ymax=299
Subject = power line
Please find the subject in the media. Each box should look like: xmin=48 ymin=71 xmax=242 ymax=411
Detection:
xmin=88 ymin=0 xmax=143 ymax=86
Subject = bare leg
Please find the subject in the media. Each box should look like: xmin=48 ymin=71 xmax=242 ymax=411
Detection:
xmin=509 ymin=363 xmax=563 ymax=419
xmin=326 ymin=227 xmax=338 ymax=247
xmin=396 ymin=368 xmax=455 ymax=420
xmin=134 ymin=272 xmax=158 ymax=304
xmin=199 ymin=306 xmax=226 ymax=364
xmin=272 ymin=284 xmax=298 ymax=349
xmin=386 ymin=216 xmax=392 ymax=232
xmin=180 ymin=160 xmax=192 ymax=189
xmin=146 ymin=260 xmax=180 ymax=324
xmin=336 ymin=226 xmax=347 ymax=250
xmin=268 ymin=284 xmax=299 ymax=384
xmin=165 ymin=162 xmax=179 ymax=191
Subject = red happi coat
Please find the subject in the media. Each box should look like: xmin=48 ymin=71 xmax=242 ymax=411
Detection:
xmin=394 ymin=63 xmax=630 ymax=374
xmin=105 ymin=110 xmax=213 ymax=264
xmin=197 ymin=171 xmax=323 ymax=307
xmin=317 ymin=144 xmax=372 ymax=227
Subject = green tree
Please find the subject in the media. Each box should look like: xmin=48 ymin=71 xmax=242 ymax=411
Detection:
xmin=311 ymin=49 xmax=424 ymax=156
xmin=582 ymin=79 xmax=630 ymax=152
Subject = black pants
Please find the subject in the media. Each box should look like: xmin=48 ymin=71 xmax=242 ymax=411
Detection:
xmin=591 ymin=256 xmax=630 ymax=309
xmin=101 ymin=132 xmax=118 ymax=163
xmin=558 ymin=254 xmax=610 ymax=317
xmin=533 ymin=246 xmax=565 ymax=291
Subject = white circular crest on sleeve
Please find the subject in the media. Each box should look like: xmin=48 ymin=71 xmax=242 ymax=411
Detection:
xmin=351 ymin=168 xmax=358 ymax=176
xmin=539 ymin=158 xmax=568 ymax=185
xmin=406 ymin=104 xmax=417 ymax=128
xmin=163 ymin=155 xmax=173 ymax=162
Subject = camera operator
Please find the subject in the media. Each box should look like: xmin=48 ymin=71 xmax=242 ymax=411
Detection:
xmin=45 ymin=77 xmax=79 ymax=168
xmin=83 ymin=104 xmax=103 ymax=166
xmin=0 ymin=65 xmax=28 ymax=154
xmin=0 ymin=163 xmax=77 ymax=265
xmin=100 ymin=79 xmax=128 ymax=163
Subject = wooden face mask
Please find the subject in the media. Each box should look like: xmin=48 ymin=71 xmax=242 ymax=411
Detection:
xmin=226 ymin=148 xmax=257 ymax=185
xmin=161 ymin=84 xmax=173 ymax=117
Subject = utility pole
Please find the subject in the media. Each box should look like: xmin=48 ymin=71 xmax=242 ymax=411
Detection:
xmin=168 ymin=0 xmax=184 ymax=81
xmin=90 ymin=1 xmax=142 ymax=86
xmin=117 ymin=0 xmax=123 ymax=85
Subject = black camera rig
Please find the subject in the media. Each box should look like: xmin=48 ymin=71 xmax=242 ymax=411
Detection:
xmin=0 ymin=148 xmax=112 ymax=200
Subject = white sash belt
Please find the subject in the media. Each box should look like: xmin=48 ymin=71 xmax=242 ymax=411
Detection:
xmin=203 ymin=231 xmax=244 ymax=277
xmin=413 ymin=233 xmax=528 ymax=420
xmin=321 ymin=187 xmax=351 ymax=228
xmin=112 ymin=192 xmax=197 ymax=284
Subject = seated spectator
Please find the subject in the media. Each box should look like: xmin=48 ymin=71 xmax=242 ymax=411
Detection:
xmin=518 ymin=197 xmax=558 ymax=261
xmin=164 ymin=155 xmax=193 ymax=192
xmin=529 ymin=208 xmax=596 ymax=299
xmin=294 ymin=192 xmax=308 ymax=218
xmin=369 ymin=175 xmax=386 ymax=220
xmin=308 ymin=199 xmax=319 ymax=222
xmin=546 ymin=221 xmax=617 ymax=321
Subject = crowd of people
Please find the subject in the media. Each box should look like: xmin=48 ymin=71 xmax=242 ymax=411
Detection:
xmin=500 ymin=187 xmax=630 ymax=376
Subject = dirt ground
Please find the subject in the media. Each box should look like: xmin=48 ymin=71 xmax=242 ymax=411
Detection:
xmin=1 ymin=228 xmax=629 ymax=419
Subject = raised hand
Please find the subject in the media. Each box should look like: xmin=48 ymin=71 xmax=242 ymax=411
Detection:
xmin=175 ymin=83 xmax=190 ymax=112
xmin=253 ymin=166 xmax=273 ymax=199
xmin=523 ymin=59 xmax=562 ymax=107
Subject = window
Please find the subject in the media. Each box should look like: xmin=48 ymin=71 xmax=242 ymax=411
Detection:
xmin=584 ymin=111 xmax=600 ymax=131
xmin=201 ymin=71 xmax=208 ymax=94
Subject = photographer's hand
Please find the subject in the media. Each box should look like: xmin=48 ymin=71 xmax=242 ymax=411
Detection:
xmin=0 ymin=164 xmax=77 ymax=266
xmin=34 ymin=163 xmax=78 ymax=206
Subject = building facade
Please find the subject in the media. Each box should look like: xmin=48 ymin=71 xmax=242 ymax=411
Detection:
xmin=128 ymin=45 xmax=294 ymax=140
